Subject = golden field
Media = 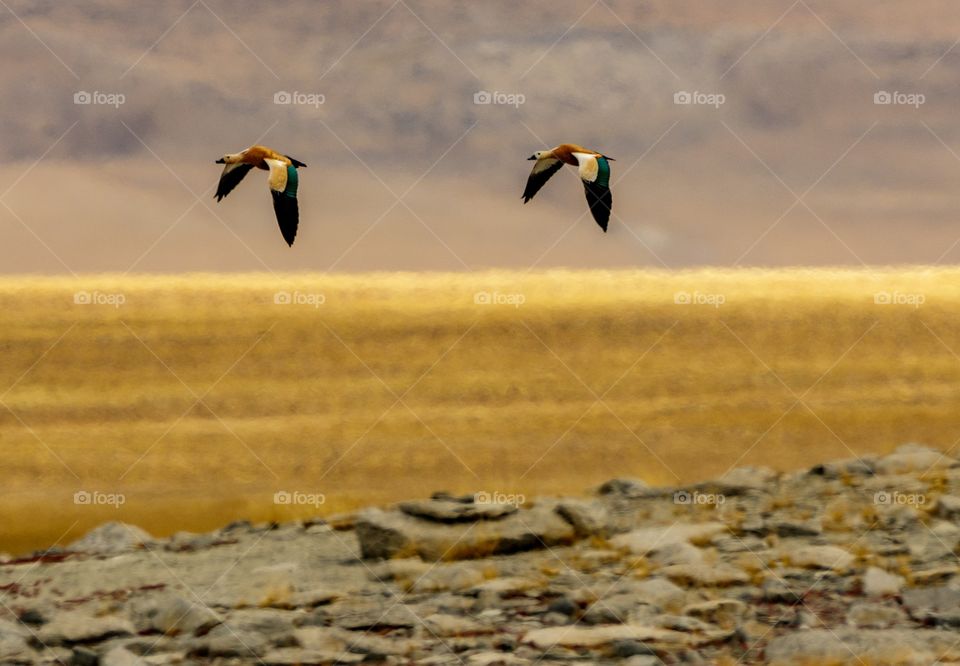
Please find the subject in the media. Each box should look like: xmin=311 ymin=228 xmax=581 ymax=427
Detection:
xmin=2 ymin=268 xmax=959 ymax=555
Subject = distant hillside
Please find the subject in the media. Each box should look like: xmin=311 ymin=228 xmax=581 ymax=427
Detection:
xmin=2 ymin=1 xmax=960 ymax=270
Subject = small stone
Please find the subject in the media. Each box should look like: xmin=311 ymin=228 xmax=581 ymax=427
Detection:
xmin=546 ymin=597 xmax=578 ymax=617
xmin=935 ymin=495 xmax=960 ymax=520
xmin=71 ymin=646 xmax=99 ymax=666
xmin=555 ymin=500 xmax=610 ymax=537
xmin=660 ymin=564 xmax=750 ymax=587
xmin=521 ymin=624 xmax=686 ymax=649
xmin=786 ymin=545 xmax=854 ymax=571
xmin=768 ymin=519 xmax=821 ymax=537
xmin=683 ymin=599 xmax=746 ymax=626
xmin=410 ymin=565 xmax=486 ymax=593
xmin=610 ymin=523 xmax=726 ymax=556
xmin=598 ymin=478 xmax=649 ymax=497
xmin=202 ymin=626 xmax=269 ymax=658
xmin=101 ymin=646 xmax=148 ymax=666
xmin=648 ymin=541 xmax=704 ymax=567
xmin=37 ymin=612 xmax=134 ymax=645
xmin=862 ymin=567 xmax=904 ymax=597
xmin=902 ymin=585 xmax=960 ymax=627
xmin=808 ymin=457 xmax=875 ymax=479
xmin=633 ymin=578 xmax=687 ymax=610
xmin=422 ymin=613 xmax=490 ymax=636
xmin=611 ymin=639 xmax=657 ymax=658
xmin=128 ymin=593 xmax=221 ymax=636
xmin=846 ymin=601 xmax=906 ymax=628
xmin=765 ymin=628 xmax=960 ymax=665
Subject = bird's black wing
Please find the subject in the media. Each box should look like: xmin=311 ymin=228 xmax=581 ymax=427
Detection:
xmin=271 ymin=190 xmax=299 ymax=246
xmin=522 ymin=158 xmax=564 ymax=203
xmin=582 ymin=181 xmax=612 ymax=232
xmin=215 ymin=163 xmax=254 ymax=201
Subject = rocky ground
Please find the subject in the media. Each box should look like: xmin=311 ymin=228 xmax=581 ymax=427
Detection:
xmin=3 ymin=444 xmax=960 ymax=665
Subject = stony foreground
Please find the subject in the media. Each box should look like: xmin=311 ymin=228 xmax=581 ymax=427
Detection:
xmin=3 ymin=444 xmax=960 ymax=665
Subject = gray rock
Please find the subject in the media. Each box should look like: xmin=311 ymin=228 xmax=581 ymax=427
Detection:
xmin=597 ymin=478 xmax=649 ymax=497
xmin=355 ymin=504 xmax=575 ymax=560
xmin=862 ymin=566 xmax=904 ymax=597
xmin=633 ymin=578 xmax=688 ymax=610
xmin=323 ymin=598 xmax=420 ymax=630
xmin=765 ymin=628 xmax=960 ymax=665
xmin=660 ymin=564 xmax=750 ymax=587
xmin=128 ymin=593 xmax=221 ymax=636
xmin=809 ymin=456 xmax=876 ymax=478
xmin=101 ymin=646 xmax=148 ymax=666
xmin=610 ymin=523 xmax=726 ymax=556
xmin=713 ymin=466 xmax=777 ymax=494
xmin=935 ymin=494 xmax=960 ymax=520
xmin=846 ymin=601 xmax=906 ymax=628
xmin=785 ymin=544 xmax=854 ymax=571
xmin=201 ymin=625 xmax=270 ymax=657
xmin=875 ymin=444 xmax=955 ymax=475
xmin=0 ymin=619 xmax=30 ymax=662
xmin=409 ymin=564 xmax=486 ymax=593
xmin=768 ymin=518 xmax=822 ymax=537
xmin=521 ymin=624 xmax=687 ymax=649
xmin=37 ymin=612 xmax=134 ymax=645
xmin=648 ymin=541 xmax=704 ymax=567
xmin=902 ymin=585 xmax=960 ymax=627
xmin=263 ymin=646 xmax=363 ymax=664
xmin=67 ymin=522 xmax=154 ymax=556
xmin=555 ymin=500 xmax=610 ymax=537
xmin=399 ymin=499 xmax=518 ymax=523
xmin=683 ymin=599 xmax=746 ymax=626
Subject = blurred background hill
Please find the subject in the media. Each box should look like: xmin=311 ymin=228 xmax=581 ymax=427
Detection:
xmin=3 ymin=0 xmax=960 ymax=272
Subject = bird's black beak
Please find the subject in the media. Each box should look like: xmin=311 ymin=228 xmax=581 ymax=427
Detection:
xmin=527 ymin=155 xmax=537 ymax=160
xmin=215 ymin=158 xmax=225 ymax=164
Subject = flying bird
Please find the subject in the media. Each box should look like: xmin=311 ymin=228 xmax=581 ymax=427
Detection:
xmin=522 ymin=144 xmax=614 ymax=231
xmin=214 ymin=145 xmax=306 ymax=246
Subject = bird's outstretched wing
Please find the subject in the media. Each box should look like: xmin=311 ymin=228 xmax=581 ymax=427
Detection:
xmin=522 ymin=157 xmax=564 ymax=203
xmin=265 ymin=158 xmax=299 ymax=246
xmin=573 ymin=152 xmax=612 ymax=232
xmin=215 ymin=163 xmax=254 ymax=201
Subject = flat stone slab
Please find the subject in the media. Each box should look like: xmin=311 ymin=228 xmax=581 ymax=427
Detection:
xmin=398 ymin=499 xmax=518 ymax=523
xmin=355 ymin=503 xmax=575 ymax=560
xmin=610 ymin=523 xmax=726 ymax=556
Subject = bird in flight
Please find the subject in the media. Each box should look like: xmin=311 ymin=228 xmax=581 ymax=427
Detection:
xmin=522 ymin=144 xmax=614 ymax=231
xmin=214 ymin=145 xmax=306 ymax=246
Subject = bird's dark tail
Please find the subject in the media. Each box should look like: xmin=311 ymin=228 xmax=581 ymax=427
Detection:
xmin=285 ymin=156 xmax=307 ymax=168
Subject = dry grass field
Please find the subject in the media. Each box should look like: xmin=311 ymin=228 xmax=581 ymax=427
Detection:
xmin=2 ymin=268 xmax=960 ymax=554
